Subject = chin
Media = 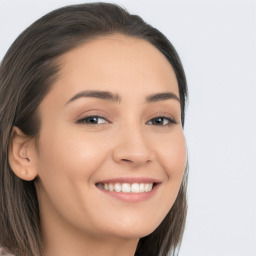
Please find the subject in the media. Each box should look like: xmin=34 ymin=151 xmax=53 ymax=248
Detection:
xmin=104 ymin=220 xmax=160 ymax=240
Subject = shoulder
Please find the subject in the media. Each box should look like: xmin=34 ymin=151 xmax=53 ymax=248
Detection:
xmin=0 ymin=247 xmax=15 ymax=256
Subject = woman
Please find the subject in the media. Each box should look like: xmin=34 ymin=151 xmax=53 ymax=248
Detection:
xmin=0 ymin=3 xmax=188 ymax=256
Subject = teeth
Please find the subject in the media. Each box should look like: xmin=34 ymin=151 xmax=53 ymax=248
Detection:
xmin=114 ymin=183 xmax=122 ymax=192
xmin=145 ymin=183 xmax=153 ymax=192
xmin=98 ymin=182 xmax=154 ymax=193
xmin=122 ymin=183 xmax=131 ymax=193
xmin=139 ymin=183 xmax=145 ymax=192
xmin=131 ymin=183 xmax=140 ymax=193
xmin=108 ymin=183 xmax=114 ymax=191
xmin=104 ymin=184 xmax=109 ymax=190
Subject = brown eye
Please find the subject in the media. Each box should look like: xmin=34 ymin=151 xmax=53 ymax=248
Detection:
xmin=147 ymin=116 xmax=176 ymax=126
xmin=77 ymin=116 xmax=108 ymax=125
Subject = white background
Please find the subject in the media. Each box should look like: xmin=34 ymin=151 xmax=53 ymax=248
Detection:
xmin=0 ymin=0 xmax=255 ymax=255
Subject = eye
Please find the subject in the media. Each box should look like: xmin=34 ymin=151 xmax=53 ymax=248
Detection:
xmin=77 ymin=116 xmax=109 ymax=125
xmin=146 ymin=116 xmax=176 ymax=126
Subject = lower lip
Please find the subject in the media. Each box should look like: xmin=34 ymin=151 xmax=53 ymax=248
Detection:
xmin=96 ymin=184 xmax=159 ymax=203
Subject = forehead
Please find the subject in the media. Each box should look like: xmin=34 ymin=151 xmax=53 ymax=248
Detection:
xmin=56 ymin=34 xmax=179 ymax=93
xmin=41 ymin=34 xmax=179 ymax=112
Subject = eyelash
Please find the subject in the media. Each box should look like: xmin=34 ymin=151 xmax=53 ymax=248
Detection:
xmin=77 ymin=116 xmax=109 ymax=125
xmin=146 ymin=116 xmax=177 ymax=126
xmin=77 ymin=115 xmax=177 ymax=126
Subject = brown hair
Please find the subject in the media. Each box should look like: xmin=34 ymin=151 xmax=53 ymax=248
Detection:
xmin=0 ymin=3 xmax=188 ymax=256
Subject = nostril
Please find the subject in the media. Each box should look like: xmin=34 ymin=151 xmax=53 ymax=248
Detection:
xmin=121 ymin=158 xmax=152 ymax=167
xmin=121 ymin=159 xmax=132 ymax=162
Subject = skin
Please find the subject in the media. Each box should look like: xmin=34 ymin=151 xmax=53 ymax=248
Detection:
xmin=10 ymin=34 xmax=187 ymax=256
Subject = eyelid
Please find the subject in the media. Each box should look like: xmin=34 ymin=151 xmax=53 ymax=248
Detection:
xmin=146 ymin=112 xmax=177 ymax=123
xmin=74 ymin=109 xmax=178 ymax=126
xmin=146 ymin=116 xmax=177 ymax=126
xmin=76 ymin=115 xmax=110 ymax=124
xmin=74 ymin=108 xmax=110 ymax=121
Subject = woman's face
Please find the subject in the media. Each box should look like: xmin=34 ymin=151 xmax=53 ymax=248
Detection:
xmin=35 ymin=35 xmax=187 ymax=241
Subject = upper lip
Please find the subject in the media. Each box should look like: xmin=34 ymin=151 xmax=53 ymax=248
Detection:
xmin=96 ymin=177 xmax=162 ymax=184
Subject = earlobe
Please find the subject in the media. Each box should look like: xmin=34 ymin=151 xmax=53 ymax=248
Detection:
xmin=8 ymin=126 xmax=38 ymax=181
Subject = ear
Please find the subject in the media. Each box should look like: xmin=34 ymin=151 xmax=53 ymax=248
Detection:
xmin=8 ymin=126 xmax=38 ymax=181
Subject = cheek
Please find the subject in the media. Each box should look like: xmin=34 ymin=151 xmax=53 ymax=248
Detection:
xmin=156 ymin=129 xmax=187 ymax=210
xmin=157 ymin=130 xmax=187 ymax=178
xmin=35 ymin=127 xmax=110 ymax=222
xmin=35 ymin=127 xmax=109 ymax=209
xmin=37 ymin=127 xmax=108 ymax=177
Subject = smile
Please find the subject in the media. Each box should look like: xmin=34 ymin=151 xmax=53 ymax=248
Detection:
xmin=96 ymin=182 xmax=153 ymax=193
xmin=95 ymin=177 xmax=161 ymax=202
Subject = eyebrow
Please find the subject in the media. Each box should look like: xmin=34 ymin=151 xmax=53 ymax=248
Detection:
xmin=146 ymin=92 xmax=180 ymax=103
xmin=65 ymin=90 xmax=180 ymax=105
xmin=65 ymin=90 xmax=121 ymax=105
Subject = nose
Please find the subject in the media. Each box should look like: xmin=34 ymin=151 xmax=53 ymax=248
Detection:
xmin=112 ymin=124 xmax=154 ymax=167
